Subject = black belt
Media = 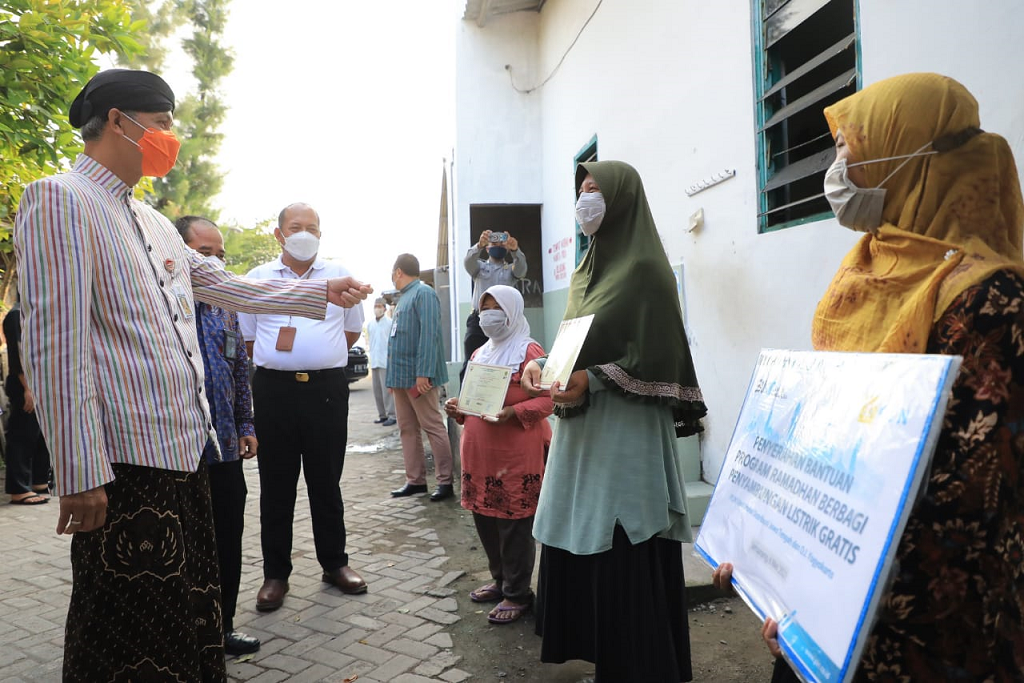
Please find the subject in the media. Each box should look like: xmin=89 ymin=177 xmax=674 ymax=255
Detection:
xmin=256 ymin=366 xmax=346 ymax=383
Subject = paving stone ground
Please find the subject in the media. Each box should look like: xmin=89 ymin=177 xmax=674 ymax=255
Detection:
xmin=0 ymin=376 xmax=720 ymax=683
xmin=0 ymin=378 xmax=474 ymax=683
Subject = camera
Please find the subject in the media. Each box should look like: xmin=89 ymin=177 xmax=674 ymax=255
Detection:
xmin=381 ymin=290 xmax=400 ymax=305
xmin=489 ymin=231 xmax=508 ymax=243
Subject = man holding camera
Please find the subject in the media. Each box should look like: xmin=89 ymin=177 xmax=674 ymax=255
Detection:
xmin=461 ymin=230 xmax=527 ymax=380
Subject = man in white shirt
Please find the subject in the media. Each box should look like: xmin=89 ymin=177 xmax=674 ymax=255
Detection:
xmin=366 ymin=297 xmax=396 ymax=426
xmin=238 ymin=203 xmax=367 ymax=612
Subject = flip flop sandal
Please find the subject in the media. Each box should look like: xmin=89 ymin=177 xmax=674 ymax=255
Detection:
xmin=10 ymin=494 xmax=48 ymax=505
xmin=487 ymin=601 xmax=529 ymax=624
xmin=470 ymin=584 xmax=503 ymax=603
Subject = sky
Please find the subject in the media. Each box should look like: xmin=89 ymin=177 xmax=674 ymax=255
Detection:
xmin=162 ymin=0 xmax=459 ymax=320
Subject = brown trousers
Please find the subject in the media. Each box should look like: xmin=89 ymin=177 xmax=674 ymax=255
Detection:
xmin=392 ymin=386 xmax=454 ymax=486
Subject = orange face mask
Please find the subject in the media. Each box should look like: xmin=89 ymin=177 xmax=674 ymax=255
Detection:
xmin=121 ymin=113 xmax=180 ymax=177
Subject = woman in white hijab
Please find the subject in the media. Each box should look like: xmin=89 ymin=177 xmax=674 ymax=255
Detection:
xmin=445 ymin=285 xmax=553 ymax=624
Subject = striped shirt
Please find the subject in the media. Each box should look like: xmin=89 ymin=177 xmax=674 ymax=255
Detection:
xmin=14 ymin=155 xmax=328 ymax=495
xmin=385 ymin=279 xmax=448 ymax=389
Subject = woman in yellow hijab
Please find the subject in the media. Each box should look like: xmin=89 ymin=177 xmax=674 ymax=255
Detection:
xmin=810 ymin=74 xmax=1024 ymax=680
xmin=720 ymin=73 xmax=1024 ymax=681
xmin=813 ymin=72 xmax=1024 ymax=353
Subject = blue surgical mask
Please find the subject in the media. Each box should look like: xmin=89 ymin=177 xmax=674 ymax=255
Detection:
xmin=488 ymin=246 xmax=508 ymax=260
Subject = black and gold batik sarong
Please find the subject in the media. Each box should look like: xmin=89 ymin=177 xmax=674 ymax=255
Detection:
xmin=63 ymin=462 xmax=226 ymax=683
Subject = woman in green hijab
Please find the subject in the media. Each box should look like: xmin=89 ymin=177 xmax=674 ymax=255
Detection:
xmin=523 ymin=160 xmax=707 ymax=683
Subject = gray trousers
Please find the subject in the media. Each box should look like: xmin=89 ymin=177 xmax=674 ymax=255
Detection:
xmin=371 ymin=368 xmax=395 ymax=420
xmin=473 ymin=512 xmax=536 ymax=604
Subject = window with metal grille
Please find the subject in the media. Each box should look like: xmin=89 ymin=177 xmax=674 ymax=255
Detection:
xmin=753 ymin=0 xmax=860 ymax=232
xmin=574 ymin=135 xmax=598 ymax=265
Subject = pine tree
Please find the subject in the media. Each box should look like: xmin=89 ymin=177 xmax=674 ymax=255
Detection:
xmin=124 ymin=0 xmax=234 ymax=222
xmin=119 ymin=0 xmax=187 ymax=72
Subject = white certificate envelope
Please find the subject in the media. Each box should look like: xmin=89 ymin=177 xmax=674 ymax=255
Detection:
xmin=459 ymin=362 xmax=514 ymax=419
xmin=539 ymin=314 xmax=595 ymax=390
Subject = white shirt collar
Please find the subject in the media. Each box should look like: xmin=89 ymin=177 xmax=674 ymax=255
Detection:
xmin=271 ymin=254 xmax=326 ymax=275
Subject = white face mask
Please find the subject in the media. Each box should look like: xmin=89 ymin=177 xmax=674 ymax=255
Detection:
xmin=823 ymin=143 xmax=936 ymax=234
xmin=823 ymin=158 xmax=886 ymax=233
xmin=282 ymin=231 xmax=320 ymax=261
xmin=479 ymin=309 xmax=511 ymax=340
xmin=575 ymin=191 xmax=606 ymax=236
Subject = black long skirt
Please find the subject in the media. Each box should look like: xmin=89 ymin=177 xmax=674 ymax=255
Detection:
xmin=63 ymin=462 xmax=226 ymax=682
xmin=771 ymin=658 xmax=800 ymax=683
xmin=535 ymin=525 xmax=692 ymax=683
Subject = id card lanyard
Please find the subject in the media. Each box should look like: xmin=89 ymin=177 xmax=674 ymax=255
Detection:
xmin=275 ymin=264 xmax=315 ymax=352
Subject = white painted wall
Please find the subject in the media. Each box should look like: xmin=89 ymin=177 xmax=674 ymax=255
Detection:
xmin=454 ymin=10 xmax=544 ymax=327
xmin=455 ymin=0 xmax=1024 ymax=485
xmin=859 ymin=1 xmax=1024 ymax=146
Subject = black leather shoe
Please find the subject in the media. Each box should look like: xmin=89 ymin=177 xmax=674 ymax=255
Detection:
xmin=381 ymin=418 xmax=397 ymax=426
xmin=322 ymin=566 xmax=368 ymax=595
xmin=373 ymin=417 xmax=388 ymax=424
xmin=391 ymin=483 xmax=428 ymax=498
xmin=430 ymin=484 xmax=454 ymax=502
xmin=224 ymin=630 xmax=260 ymax=656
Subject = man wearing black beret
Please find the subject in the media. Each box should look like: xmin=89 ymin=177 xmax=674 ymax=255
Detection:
xmin=68 ymin=68 xmax=178 ymax=128
xmin=14 ymin=69 xmax=373 ymax=681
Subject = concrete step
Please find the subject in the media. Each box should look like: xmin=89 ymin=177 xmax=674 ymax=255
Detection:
xmin=684 ymin=528 xmax=724 ymax=606
xmin=686 ymin=479 xmax=715 ymax=526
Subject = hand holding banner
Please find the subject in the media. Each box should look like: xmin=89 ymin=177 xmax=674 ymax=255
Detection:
xmin=696 ymin=349 xmax=960 ymax=683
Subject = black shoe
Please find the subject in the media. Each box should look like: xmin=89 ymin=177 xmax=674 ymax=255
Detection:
xmin=430 ymin=484 xmax=454 ymax=502
xmin=373 ymin=417 xmax=388 ymax=424
xmin=391 ymin=483 xmax=428 ymax=498
xmin=381 ymin=418 xmax=397 ymax=426
xmin=224 ymin=630 xmax=261 ymax=656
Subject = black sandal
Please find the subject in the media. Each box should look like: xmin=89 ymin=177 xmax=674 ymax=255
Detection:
xmin=10 ymin=493 xmax=48 ymax=505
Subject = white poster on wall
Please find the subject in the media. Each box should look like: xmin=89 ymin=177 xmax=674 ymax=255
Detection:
xmin=696 ymin=349 xmax=961 ymax=683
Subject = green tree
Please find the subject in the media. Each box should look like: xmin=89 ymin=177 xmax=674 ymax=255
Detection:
xmin=221 ymin=218 xmax=280 ymax=275
xmin=119 ymin=0 xmax=186 ymax=72
xmin=127 ymin=0 xmax=233 ymax=223
xmin=0 ymin=0 xmax=144 ymax=307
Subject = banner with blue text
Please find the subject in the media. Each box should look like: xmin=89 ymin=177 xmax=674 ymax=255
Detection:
xmin=696 ymin=350 xmax=960 ymax=683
